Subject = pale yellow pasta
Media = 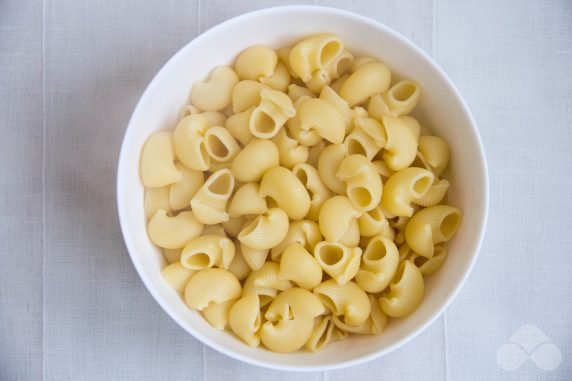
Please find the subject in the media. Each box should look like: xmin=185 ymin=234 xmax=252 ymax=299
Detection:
xmin=203 ymin=298 xmax=236 ymax=331
xmin=242 ymin=262 xmax=292 ymax=305
xmin=228 ymin=244 xmax=252 ymax=281
xmin=195 ymin=223 xmax=225 ymax=235
xmin=384 ymin=80 xmax=421 ymax=116
xmin=169 ymin=163 xmax=204 ymax=211
xmin=179 ymin=104 xmax=201 ymax=120
xmin=339 ymin=62 xmax=391 ymax=107
xmin=258 ymin=166 xmax=311 ymax=220
xmin=358 ymin=206 xmax=394 ymax=239
xmin=161 ymin=262 xmax=196 ymax=293
xmin=235 ymin=45 xmax=277 ymax=80
xmin=173 ymin=114 xmax=210 ymax=171
xmin=367 ymin=93 xmax=395 ymax=120
xmin=191 ymin=65 xmax=239 ymax=111
xmin=190 ymin=168 xmax=235 ymax=224
xmin=238 ymin=208 xmax=289 ymax=250
xmin=398 ymin=243 xmax=412 ymax=262
xmin=418 ymin=135 xmax=450 ymax=176
xmin=331 ymin=313 xmax=373 ymax=335
xmin=354 ymin=116 xmax=387 ymax=147
xmin=305 ymin=69 xmax=331 ymax=93
xmin=369 ymin=294 xmax=389 ymax=335
xmin=163 ymin=248 xmax=182 ymax=264
xmin=319 ymin=85 xmax=353 ymax=133
xmin=292 ymin=163 xmax=332 ymax=221
xmin=373 ymin=159 xmax=396 ymax=179
xmin=414 ymin=178 xmax=450 ymax=207
xmin=317 ymin=143 xmax=348 ymax=194
xmin=276 ymin=46 xmax=295 ymax=75
xmin=405 ymin=205 xmax=462 ymax=258
xmin=240 ymin=243 xmax=269 ymax=271
xmin=289 ymin=34 xmax=344 ymax=82
xmin=382 ymin=115 xmax=419 ymax=170
xmin=259 ymin=62 xmax=291 ymax=92
xmin=401 ymin=115 xmax=421 ymax=139
xmin=141 ymin=132 xmax=182 ymax=187
xmin=271 ymin=129 xmax=309 ymax=169
xmin=330 ymin=73 xmax=349 ymax=93
xmin=313 ymin=280 xmax=370 ymax=326
xmin=382 ymin=167 xmax=434 ymax=217
xmin=319 ymin=196 xmax=361 ymax=247
xmin=148 ymin=210 xmax=203 ymax=249
xmin=344 ymin=124 xmax=382 ymax=160
xmin=287 ymin=84 xmax=315 ymax=101
xmin=228 ymin=182 xmax=268 ymax=218
xmin=306 ymin=140 xmax=327 ymax=168
xmin=249 ymin=89 xmax=295 ymax=139
xmin=231 ymin=139 xmax=279 ymax=182
xmin=229 ymin=294 xmax=262 ymax=347
xmin=314 ymin=241 xmax=362 ymax=285
xmin=200 ymin=111 xmax=227 ymax=127
xmin=305 ymin=315 xmax=347 ymax=351
xmin=260 ymin=317 xmax=315 ymax=353
xmin=265 ymin=288 xmax=325 ymax=321
xmin=349 ymin=56 xmax=378 ymax=73
xmin=410 ymin=245 xmax=448 ymax=276
xmin=278 ymin=243 xmax=323 ymax=290
xmin=355 ymin=236 xmax=399 ymax=293
xmin=222 ymin=216 xmax=245 ymax=238
xmin=297 ymin=98 xmax=345 ymax=144
xmin=379 ymin=260 xmax=424 ymax=317
xmin=231 ymin=80 xmax=267 ymax=113
xmin=324 ymin=49 xmax=353 ymax=79
xmin=336 ymin=155 xmax=383 ymax=212
xmin=184 ymin=268 xmax=241 ymax=310
xmin=270 ymin=219 xmax=322 ymax=261
xmin=144 ymin=186 xmax=171 ymax=220
xmin=225 ymin=106 xmax=255 ymax=146
xmin=180 ymin=234 xmax=235 ymax=270
xmin=285 ymin=97 xmax=322 ymax=146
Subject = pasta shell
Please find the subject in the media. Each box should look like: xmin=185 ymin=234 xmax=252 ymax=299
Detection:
xmin=140 ymin=132 xmax=182 ymax=187
xmin=184 ymin=268 xmax=241 ymax=310
xmin=147 ymin=210 xmax=203 ymax=249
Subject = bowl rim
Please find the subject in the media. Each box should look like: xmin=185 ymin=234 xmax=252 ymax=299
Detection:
xmin=117 ymin=4 xmax=489 ymax=372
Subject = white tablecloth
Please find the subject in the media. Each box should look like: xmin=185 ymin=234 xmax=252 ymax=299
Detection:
xmin=1 ymin=0 xmax=571 ymax=380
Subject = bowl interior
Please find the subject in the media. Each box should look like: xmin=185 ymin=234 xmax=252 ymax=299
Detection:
xmin=117 ymin=5 xmax=488 ymax=371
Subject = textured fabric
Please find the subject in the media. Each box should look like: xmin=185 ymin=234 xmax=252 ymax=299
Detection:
xmin=1 ymin=0 xmax=571 ymax=380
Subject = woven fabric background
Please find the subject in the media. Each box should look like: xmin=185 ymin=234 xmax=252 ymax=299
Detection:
xmin=1 ymin=0 xmax=571 ymax=380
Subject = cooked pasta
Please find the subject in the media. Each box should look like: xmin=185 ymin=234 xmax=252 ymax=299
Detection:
xmin=180 ymin=234 xmax=235 ymax=270
xmin=147 ymin=210 xmax=203 ymax=249
xmin=190 ymin=169 xmax=235 ymax=224
xmin=405 ymin=205 xmax=462 ymax=258
xmin=142 ymin=34 xmax=463 ymax=353
xmin=230 ymin=139 xmax=279 ymax=182
xmin=191 ymin=66 xmax=239 ymax=111
xmin=141 ymin=132 xmax=181 ymax=187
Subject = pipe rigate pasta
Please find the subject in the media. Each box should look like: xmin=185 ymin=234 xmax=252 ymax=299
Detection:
xmin=180 ymin=234 xmax=235 ymax=271
xmin=144 ymin=186 xmax=171 ymax=220
xmin=259 ymin=166 xmax=311 ymax=220
xmin=234 ymin=45 xmax=277 ymax=81
xmin=230 ymin=139 xmax=279 ymax=182
xmin=270 ymin=219 xmax=322 ymax=261
xmin=336 ymin=155 xmax=383 ymax=212
xmin=382 ymin=167 xmax=435 ymax=217
xmin=313 ymin=280 xmax=370 ymax=326
xmin=190 ymin=168 xmax=235 ymax=224
xmin=288 ymin=34 xmax=344 ymax=82
xmin=169 ymin=163 xmax=204 ymax=211
xmin=355 ymin=235 xmax=399 ymax=293
xmin=278 ymin=243 xmax=323 ymax=290
xmin=184 ymin=268 xmax=241 ymax=311
xmin=228 ymin=182 xmax=268 ymax=218
xmin=173 ymin=114 xmax=210 ymax=171
xmin=191 ymin=66 xmax=239 ymax=111
xmin=384 ymin=80 xmax=421 ymax=116
xmin=379 ymin=260 xmax=424 ymax=317
xmin=319 ymin=196 xmax=361 ymax=247
xmin=314 ymin=241 xmax=362 ymax=285
xmin=147 ymin=210 xmax=203 ymax=249
xmin=238 ymin=208 xmax=289 ymax=250
xmin=339 ymin=62 xmax=391 ymax=107
xmin=142 ymin=34 xmax=463 ymax=353
xmin=161 ymin=262 xmax=196 ymax=294
xmin=140 ymin=132 xmax=182 ymax=187
xmin=405 ymin=205 xmax=462 ymax=258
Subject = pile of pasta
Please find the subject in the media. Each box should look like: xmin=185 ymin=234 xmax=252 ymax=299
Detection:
xmin=140 ymin=34 xmax=462 ymax=353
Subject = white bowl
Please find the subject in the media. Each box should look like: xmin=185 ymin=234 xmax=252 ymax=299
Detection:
xmin=117 ymin=5 xmax=488 ymax=371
